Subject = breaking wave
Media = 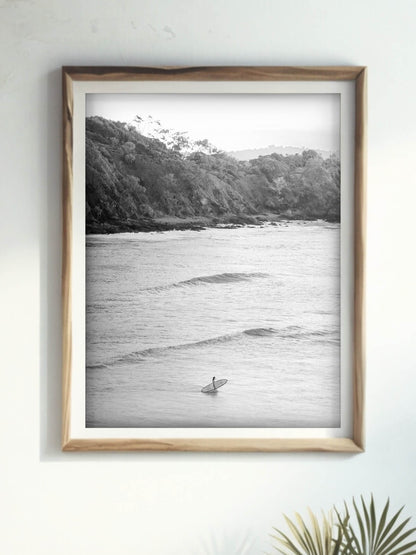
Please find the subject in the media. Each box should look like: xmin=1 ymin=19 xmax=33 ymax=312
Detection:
xmin=87 ymin=325 xmax=338 ymax=370
xmin=143 ymin=272 xmax=269 ymax=292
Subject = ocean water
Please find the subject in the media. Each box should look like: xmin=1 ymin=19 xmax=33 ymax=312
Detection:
xmin=86 ymin=222 xmax=340 ymax=428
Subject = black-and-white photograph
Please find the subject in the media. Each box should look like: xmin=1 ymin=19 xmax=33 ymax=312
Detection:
xmin=85 ymin=93 xmax=341 ymax=428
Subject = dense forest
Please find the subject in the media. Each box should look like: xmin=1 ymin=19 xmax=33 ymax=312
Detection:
xmin=86 ymin=116 xmax=340 ymax=233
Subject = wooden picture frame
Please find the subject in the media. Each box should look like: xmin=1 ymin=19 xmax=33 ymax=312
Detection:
xmin=62 ymin=66 xmax=366 ymax=452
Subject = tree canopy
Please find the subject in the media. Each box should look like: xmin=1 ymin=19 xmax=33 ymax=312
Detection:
xmin=86 ymin=116 xmax=340 ymax=233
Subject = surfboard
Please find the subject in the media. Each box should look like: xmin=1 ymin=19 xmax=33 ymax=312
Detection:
xmin=201 ymin=379 xmax=228 ymax=393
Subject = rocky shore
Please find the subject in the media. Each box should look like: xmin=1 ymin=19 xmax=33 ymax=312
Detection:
xmin=86 ymin=212 xmax=333 ymax=234
xmin=86 ymin=117 xmax=340 ymax=235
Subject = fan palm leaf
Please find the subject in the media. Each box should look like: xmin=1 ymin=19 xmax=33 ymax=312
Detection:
xmin=271 ymin=508 xmax=344 ymax=555
xmin=336 ymin=495 xmax=416 ymax=555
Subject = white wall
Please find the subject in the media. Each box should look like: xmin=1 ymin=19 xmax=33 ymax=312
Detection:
xmin=1 ymin=1 xmax=416 ymax=553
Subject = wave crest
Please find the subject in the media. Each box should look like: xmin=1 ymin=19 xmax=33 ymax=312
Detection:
xmin=88 ymin=325 xmax=337 ymax=371
xmin=144 ymin=272 xmax=269 ymax=292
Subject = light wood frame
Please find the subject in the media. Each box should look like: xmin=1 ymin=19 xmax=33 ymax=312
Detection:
xmin=62 ymin=66 xmax=366 ymax=452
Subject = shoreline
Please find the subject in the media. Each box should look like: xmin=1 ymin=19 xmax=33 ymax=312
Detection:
xmin=86 ymin=213 xmax=339 ymax=235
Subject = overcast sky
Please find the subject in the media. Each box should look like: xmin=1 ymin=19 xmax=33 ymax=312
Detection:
xmin=86 ymin=93 xmax=340 ymax=152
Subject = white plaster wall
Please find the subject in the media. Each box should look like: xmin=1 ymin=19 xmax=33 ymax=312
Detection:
xmin=1 ymin=1 xmax=416 ymax=553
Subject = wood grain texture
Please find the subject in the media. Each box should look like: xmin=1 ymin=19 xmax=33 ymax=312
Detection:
xmin=62 ymin=69 xmax=73 ymax=448
xmin=353 ymin=68 xmax=367 ymax=450
xmin=61 ymin=66 xmax=366 ymax=452
xmin=62 ymin=437 xmax=363 ymax=453
xmin=62 ymin=65 xmax=365 ymax=82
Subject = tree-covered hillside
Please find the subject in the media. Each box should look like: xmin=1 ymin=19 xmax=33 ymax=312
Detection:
xmin=86 ymin=116 xmax=340 ymax=233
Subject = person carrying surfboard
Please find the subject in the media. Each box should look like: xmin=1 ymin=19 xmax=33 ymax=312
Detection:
xmin=201 ymin=377 xmax=227 ymax=393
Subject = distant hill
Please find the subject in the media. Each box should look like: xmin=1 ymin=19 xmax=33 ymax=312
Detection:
xmin=228 ymin=145 xmax=336 ymax=161
xmin=85 ymin=116 xmax=340 ymax=233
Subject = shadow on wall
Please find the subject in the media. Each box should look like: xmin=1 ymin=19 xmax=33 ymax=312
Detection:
xmin=39 ymin=68 xmax=63 ymax=462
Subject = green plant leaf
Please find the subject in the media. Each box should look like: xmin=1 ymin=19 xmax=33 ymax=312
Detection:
xmin=361 ymin=495 xmax=373 ymax=547
xmin=353 ymin=497 xmax=367 ymax=553
xmin=310 ymin=508 xmax=325 ymax=554
xmin=272 ymin=496 xmax=416 ymax=555
xmin=272 ymin=509 xmax=345 ymax=555
xmin=377 ymin=506 xmax=405 ymax=549
xmin=284 ymin=515 xmax=312 ymax=553
xmin=295 ymin=512 xmax=317 ymax=554
xmin=378 ymin=518 xmax=413 ymax=554
xmin=332 ymin=518 xmax=346 ymax=555
xmin=271 ymin=527 xmax=303 ymax=555
xmin=343 ymin=496 xmax=416 ymax=555
xmin=370 ymin=495 xmax=377 ymax=552
xmin=379 ymin=528 xmax=416 ymax=555
xmin=374 ymin=498 xmax=391 ymax=550
xmin=387 ymin=541 xmax=416 ymax=555
xmin=344 ymin=502 xmax=362 ymax=555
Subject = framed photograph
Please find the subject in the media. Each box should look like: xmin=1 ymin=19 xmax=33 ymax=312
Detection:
xmin=62 ymin=66 xmax=366 ymax=451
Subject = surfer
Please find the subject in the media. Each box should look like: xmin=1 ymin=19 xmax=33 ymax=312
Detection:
xmin=201 ymin=377 xmax=227 ymax=393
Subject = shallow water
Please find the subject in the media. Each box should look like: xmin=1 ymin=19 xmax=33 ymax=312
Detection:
xmin=86 ymin=222 xmax=340 ymax=427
